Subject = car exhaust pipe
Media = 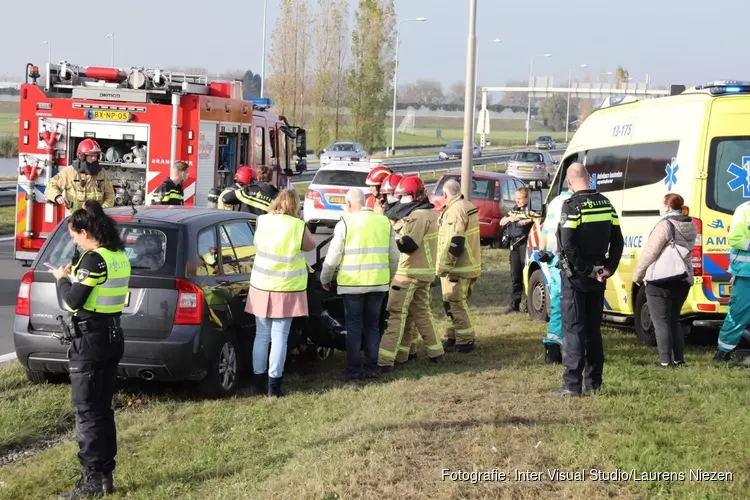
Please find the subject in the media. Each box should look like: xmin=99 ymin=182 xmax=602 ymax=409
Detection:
xmin=139 ymin=370 xmax=155 ymax=381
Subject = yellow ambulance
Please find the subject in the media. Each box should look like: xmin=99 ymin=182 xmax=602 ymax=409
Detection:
xmin=523 ymin=81 xmax=750 ymax=344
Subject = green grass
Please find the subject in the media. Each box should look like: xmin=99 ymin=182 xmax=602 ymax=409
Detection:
xmin=0 ymin=248 xmax=748 ymax=499
xmin=0 ymin=206 xmax=14 ymax=235
xmin=0 ymin=113 xmax=17 ymax=134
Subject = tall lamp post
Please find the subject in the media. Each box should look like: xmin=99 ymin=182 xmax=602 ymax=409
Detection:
xmin=460 ymin=0 xmax=478 ymax=199
xmin=566 ymin=63 xmax=586 ymax=143
xmin=389 ymin=17 xmax=427 ymax=157
xmin=106 ymin=33 xmax=115 ymax=67
xmin=260 ymin=0 xmax=268 ymax=98
xmin=525 ymin=53 xmax=551 ymax=145
xmin=472 ymin=38 xmax=501 ymax=145
xmin=42 ymin=41 xmax=51 ymax=67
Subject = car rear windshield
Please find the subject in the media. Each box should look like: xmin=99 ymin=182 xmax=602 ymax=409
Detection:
xmin=330 ymin=144 xmax=355 ymax=151
xmin=707 ymin=137 xmax=750 ymax=215
xmin=537 ymin=137 xmax=551 ymax=141
xmin=313 ymin=170 xmax=368 ymax=186
xmin=434 ymin=175 xmax=495 ymax=200
xmin=37 ymin=222 xmax=179 ymax=277
xmin=514 ymin=152 xmax=544 ymax=162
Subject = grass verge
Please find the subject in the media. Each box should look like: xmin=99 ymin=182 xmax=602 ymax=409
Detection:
xmin=1 ymin=249 xmax=748 ymax=499
xmin=0 ymin=206 xmax=14 ymax=235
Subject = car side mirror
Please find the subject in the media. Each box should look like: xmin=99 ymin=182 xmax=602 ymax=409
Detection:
xmin=295 ymin=129 xmax=307 ymax=159
xmin=529 ymin=190 xmax=545 ymax=217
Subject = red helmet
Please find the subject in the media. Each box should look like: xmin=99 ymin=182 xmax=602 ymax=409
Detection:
xmin=76 ymin=139 xmax=102 ymax=159
xmin=380 ymin=173 xmax=403 ymax=196
xmin=395 ymin=175 xmax=427 ymax=202
xmin=366 ymin=165 xmax=392 ymax=186
xmin=234 ymin=166 xmax=257 ymax=185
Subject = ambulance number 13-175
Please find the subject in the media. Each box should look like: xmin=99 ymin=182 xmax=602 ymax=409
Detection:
xmin=612 ymin=124 xmax=632 ymax=138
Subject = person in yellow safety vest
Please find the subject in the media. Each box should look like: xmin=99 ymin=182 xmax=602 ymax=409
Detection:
xmin=321 ymin=188 xmax=400 ymax=381
xmin=436 ymin=179 xmax=482 ymax=353
xmin=246 ymin=190 xmax=316 ymax=397
xmin=46 ymin=138 xmax=115 ymax=213
xmin=221 ymin=166 xmax=279 ymax=216
xmin=378 ymin=175 xmax=444 ymax=372
xmin=49 ymin=200 xmax=129 ymax=498
xmin=151 ymin=161 xmax=188 ymax=205
xmin=218 ymin=166 xmax=257 ymax=211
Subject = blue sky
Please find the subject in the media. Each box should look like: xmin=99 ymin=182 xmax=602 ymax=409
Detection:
xmin=1 ymin=0 xmax=747 ymax=89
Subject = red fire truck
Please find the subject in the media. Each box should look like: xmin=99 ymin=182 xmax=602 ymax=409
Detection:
xmin=14 ymin=61 xmax=307 ymax=264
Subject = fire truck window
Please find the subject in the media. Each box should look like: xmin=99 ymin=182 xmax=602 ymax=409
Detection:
xmin=254 ymin=127 xmax=266 ymax=166
xmin=269 ymin=129 xmax=277 ymax=166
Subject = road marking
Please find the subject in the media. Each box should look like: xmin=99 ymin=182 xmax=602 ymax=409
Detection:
xmin=0 ymin=352 xmax=17 ymax=364
xmin=0 ymin=236 xmax=14 ymax=242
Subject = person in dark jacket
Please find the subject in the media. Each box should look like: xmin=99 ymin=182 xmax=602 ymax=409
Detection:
xmin=499 ymin=186 xmax=533 ymax=313
xmin=221 ymin=166 xmax=279 ymax=216
xmin=633 ymin=193 xmax=696 ymax=367
xmin=151 ymin=161 xmax=188 ymax=205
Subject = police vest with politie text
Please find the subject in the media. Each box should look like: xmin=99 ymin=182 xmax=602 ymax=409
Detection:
xmin=65 ymin=248 xmax=131 ymax=315
xmin=250 ymin=213 xmax=308 ymax=292
xmin=338 ymin=210 xmax=392 ymax=287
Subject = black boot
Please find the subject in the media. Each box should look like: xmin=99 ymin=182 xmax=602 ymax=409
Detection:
xmin=268 ymin=376 xmax=284 ymax=397
xmin=445 ymin=341 xmax=476 ymax=353
xmin=713 ymin=350 xmax=732 ymax=365
xmin=544 ymin=343 xmax=562 ymax=364
xmin=58 ymin=471 xmax=105 ymax=499
xmin=443 ymin=338 xmax=456 ymax=349
xmin=252 ymin=372 xmax=268 ymax=395
xmin=102 ymin=472 xmax=114 ymax=495
xmin=504 ymin=303 xmax=519 ymax=314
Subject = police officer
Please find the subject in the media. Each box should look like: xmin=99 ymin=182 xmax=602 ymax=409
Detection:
xmin=151 ymin=161 xmax=188 ymax=205
xmin=50 ymin=200 xmax=130 ymax=498
xmin=714 ymin=200 xmax=750 ymax=364
xmin=555 ymin=163 xmax=623 ymax=396
xmin=365 ymin=165 xmax=392 ymax=214
xmin=437 ymin=179 xmax=481 ymax=353
xmin=378 ymin=175 xmax=444 ymax=371
xmin=218 ymin=166 xmax=256 ymax=211
xmin=499 ymin=187 xmax=534 ymax=313
xmin=221 ymin=166 xmax=279 ymax=215
xmin=537 ymin=184 xmax=574 ymax=364
xmin=47 ymin=139 xmax=115 ymax=212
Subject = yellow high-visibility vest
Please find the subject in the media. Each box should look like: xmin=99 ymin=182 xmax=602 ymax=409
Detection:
xmin=67 ymin=247 xmax=131 ymax=314
xmin=250 ymin=213 xmax=307 ymax=292
xmin=338 ymin=211 xmax=391 ymax=287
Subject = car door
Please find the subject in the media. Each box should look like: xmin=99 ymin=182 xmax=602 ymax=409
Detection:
xmin=190 ymin=225 xmax=234 ymax=333
xmin=217 ymin=220 xmax=256 ymax=340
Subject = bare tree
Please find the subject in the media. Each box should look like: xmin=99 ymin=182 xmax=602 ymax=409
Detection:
xmin=308 ymin=0 xmax=339 ymax=154
xmin=331 ymin=0 xmax=349 ymax=141
xmin=498 ymin=80 xmax=528 ymax=108
xmin=399 ymin=79 xmax=445 ymax=106
xmin=447 ymin=81 xmax=490 ymax=106
xmin=616 ymin=65 xmax=630 ymax=86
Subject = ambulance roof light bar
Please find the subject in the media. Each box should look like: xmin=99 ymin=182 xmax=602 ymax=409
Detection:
xmin=693 ymin=81 xmax=750 ymax=95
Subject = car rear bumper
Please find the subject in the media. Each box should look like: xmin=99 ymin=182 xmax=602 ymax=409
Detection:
xmin=13 ymin=315 xmax=208 ymax=381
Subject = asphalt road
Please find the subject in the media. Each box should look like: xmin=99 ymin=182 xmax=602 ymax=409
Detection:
xmin=0 ymin=238 xmax=27 ymax=357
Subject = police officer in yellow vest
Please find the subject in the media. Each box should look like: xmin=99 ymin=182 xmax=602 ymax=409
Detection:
xmin=321 ymin=188 xmax=400 ymax=381
xmin=50 ymin=200 xmax=130 ymax=499
xmin=437 ymin=179 xmax=482 ymax=353
xmin=378 ymin=175 xmax=445 ymax=371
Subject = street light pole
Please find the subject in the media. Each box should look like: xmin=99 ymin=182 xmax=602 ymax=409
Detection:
xmin=389 ymin=17 xmax=427 ymax=157
xmin=525 ymin=53 xmax=551 ymax=145
xmin=42 ymin=41 xmax=51 ymax=67
xmin=472 ymin=38 xmax=501 ymax=146
xmin=566 ymin=63 xmax=586 ymax=143
xmin=460 ymin=0 xmax=478 ymax=199
xmin=107 ymin=33 xmax=115 ymax=67
xmin=260 ymin=0 xmax=268 ymax=98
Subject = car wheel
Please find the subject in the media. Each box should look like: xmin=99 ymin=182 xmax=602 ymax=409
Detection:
xmin=307 ymin=223 xmax=317 ymax=234
xmin=200 ymin=333 xmax=240 ymax=398
xmin=528 ymin=270 xmax=550 ymax=322
xmin=634 ymin=286 xmax=657 ymax=346
xmin=25 ymin=369 xmax=68 ymax=385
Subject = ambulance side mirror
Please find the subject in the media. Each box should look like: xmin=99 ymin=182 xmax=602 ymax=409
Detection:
xmin=528 ymin=189 xmax=546 ymax=218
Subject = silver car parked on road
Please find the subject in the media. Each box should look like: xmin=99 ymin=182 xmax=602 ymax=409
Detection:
xmin=319 ymin=142 xmax=367 ymax=166
xmin=505 ymin=150 xmax=558 ymax=186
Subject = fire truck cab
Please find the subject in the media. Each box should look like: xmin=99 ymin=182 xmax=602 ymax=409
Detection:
xmin=15 ymin=61 xmax=307 ymax=264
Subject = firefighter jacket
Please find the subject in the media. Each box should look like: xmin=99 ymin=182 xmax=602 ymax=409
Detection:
xmin=222 ymin=182 xmax=279 ymax=216
xmin=393 ymin=200 xmax=439 ymax=283
xmin=217 ymin=185 xmax=241 ymax=211
xmin=728 ymin=200 xmax=750 ymax=278
xmin=250 ymin=213 xmax=307 ymax=292
xmin=46 ymin=165 xmax=115 ymax=211
xmin=437 ymin=194 xmax=481 ymax=278
xmin=151 ymin=178 xmax=184 ymax=205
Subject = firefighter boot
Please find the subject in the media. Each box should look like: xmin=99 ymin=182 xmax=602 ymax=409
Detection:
xmin=545 ymin=343 xmax=563 ymax=364
xmin=58 ymin=471 xmax=105 ymax=499
xmin=102 ymin=472 xmax=114 ymax=495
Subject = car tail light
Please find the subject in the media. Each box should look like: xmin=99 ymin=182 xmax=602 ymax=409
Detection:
xmin=16 ymin=270 xmax=34 ymax=316
xmin=305 ymin=189 xmax=325 ymax=210
xmin=174 ymin=278 xmax=204 ymax=325
xmin=691 ymin=217 xmax=703 ymax=276
xmin=535 ymin=163 xmax=545 ymax=169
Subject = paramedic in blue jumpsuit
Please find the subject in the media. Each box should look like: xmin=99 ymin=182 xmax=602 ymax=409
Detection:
xmin=537 ymin=186 xmax=573 ymax=364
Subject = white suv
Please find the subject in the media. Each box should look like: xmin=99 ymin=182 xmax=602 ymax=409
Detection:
xmin=303 ymin=162 xmax=372 ymax=234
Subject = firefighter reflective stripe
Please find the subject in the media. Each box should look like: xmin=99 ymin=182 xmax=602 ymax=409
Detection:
xmin=158 ymin=189 xmax=184 ymax=203
xmin=237 ymin=189 xmax=272 ymax=213
xmin=250 ymin=214 xmax=307 ymax=292
xmin=398 ymin=230 xmax=438 ymax=276
xmin=338 ymin=211 xmax=391 ymax=287
xmin=447 ymin=226 xmax=481 ymax=274
xmin=66 ymin=248 xmax=131 ymax=314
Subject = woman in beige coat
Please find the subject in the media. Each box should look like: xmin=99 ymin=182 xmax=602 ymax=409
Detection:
xmin=633 ymin=194 xmax=697 ymax=367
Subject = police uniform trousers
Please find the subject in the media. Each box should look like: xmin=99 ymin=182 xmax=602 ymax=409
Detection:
xmin=68 ymin=318 xmax=124 ymax=474
xmin=543 ymin=256 xmax=564 ymax=345
xmin=561 ymin=274 xmax=605 ymax=393
xmin=441 ymin=276 xmax=477 ymax=345
xmin=378 ymin=276 xmax=444 ymax=366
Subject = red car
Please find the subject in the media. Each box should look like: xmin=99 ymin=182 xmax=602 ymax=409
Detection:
xmin=430 ymin=170 xmax=527 ymax=246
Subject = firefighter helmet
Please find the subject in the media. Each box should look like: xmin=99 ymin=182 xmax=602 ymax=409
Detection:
xmin=395 ymin=175 xmax=427 ymax=202
xmin=380 ymin=173 xmax=403 ymax=196
xmin=366 ymin=165 xmax=392 ymax=186
xmin=234 ymin=166 xmax=257 ymax=185
xmin=76 ymin=139 xmax=102 ymax=160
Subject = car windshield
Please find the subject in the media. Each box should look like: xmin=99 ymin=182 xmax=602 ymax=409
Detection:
xmin=446 ymin=141 xmax=462 ymax=148
xmin=708 ymin=137 xmax=750 ymax=214
xmin=329 ymin=143 xmax=356 ymax=152
xmin=37 ymin=222 xmax=179 ymax=276
xmin=515 ymin=152 xmax=544 ymax=162
xmin=537 ymin=137 xmax=551 ymax=141
xmin=313 ymin=170 xmax=369 ymax=186
xmin=434 ymin=175 xmax=495 ymax=200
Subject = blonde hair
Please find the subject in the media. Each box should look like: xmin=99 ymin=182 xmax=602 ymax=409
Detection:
xmin=270 ymin=189 xmax=300 ymax=217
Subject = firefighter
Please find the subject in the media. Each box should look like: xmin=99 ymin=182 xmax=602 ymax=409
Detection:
xmin=437 ymin=179 xmax=481 ymax=354
xmin=49 ymin=200 xmax=130 ymax=498
xmin=365 ymin=165 xmax=392 ymax=214
xmin=378 ymin=175 xmax=444 ymax=371
xmin=151 ymin=161 xmax=189 ymax=205
xmin=46 ymin=139 xmax=115 ymax=212
xmin=221 ymin=166 xmax=279 ymax=216
xmin=537 ymin=185 xmax=574 ymax=364
xmin=218 ymin=166 xmax=256 ymax=211
xmin=207 ymin=188 xmax=221 ymax=209
xmin=556 ymin=163 xmax=623 ymax=396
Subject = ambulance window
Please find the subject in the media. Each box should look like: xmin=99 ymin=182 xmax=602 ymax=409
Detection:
xmin=584 ymin=146 xmax=629 ymax=192
xmin=548 ymin=153 xmax=580 ymax=200
xmin=254 ymin=126 xmax=265 ymax=165
xmin=624 ymin=141 xmax=680 ymax=190
xmin=707 ymin=137 xmax=750 ymax=215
